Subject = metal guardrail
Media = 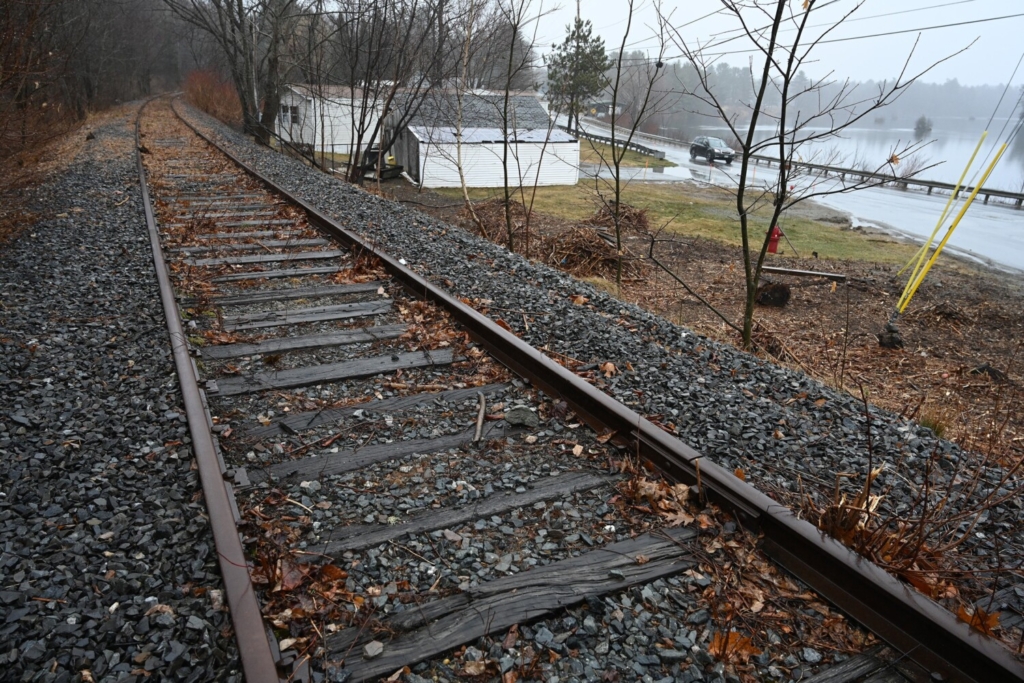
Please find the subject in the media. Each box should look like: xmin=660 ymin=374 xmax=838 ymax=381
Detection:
xmin=561 ymin=124 xmax=667 ymax=160
xmin=748 ymin=154 xmax=1024 ymax=207
xmin=578 ymin=117 xmax=1024 ymax=207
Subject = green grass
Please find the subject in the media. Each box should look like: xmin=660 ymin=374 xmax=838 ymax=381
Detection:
xmin=579 ymin=139 xmax=677 ymax=168
xmin=439 ymin=181 xmax=921 ymax=265
xmin=316 ymin=151 xmax=351 ymax=164
xmin=270 ymin=139 xmax=350 ymax=166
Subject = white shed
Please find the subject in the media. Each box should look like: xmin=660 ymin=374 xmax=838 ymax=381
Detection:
xmin=398 ymin=126 xmax=579 ymax=188
xmin=278 ymin=84 xmax=381 ymax=156
xmin=387 ymin=90 xmax=579 ymax=188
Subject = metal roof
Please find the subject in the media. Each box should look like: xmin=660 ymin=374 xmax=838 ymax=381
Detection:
xmin=402 ymin=90 xmax=553 ymax=130
xmin=408 ymin=126 xmax=576 ymax=144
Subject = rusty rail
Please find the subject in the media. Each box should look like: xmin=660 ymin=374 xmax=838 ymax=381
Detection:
xmin=172 ymin=99 xmax=1024 ymax=683
xmin=134 ymin=99 xmax=284 ymax=683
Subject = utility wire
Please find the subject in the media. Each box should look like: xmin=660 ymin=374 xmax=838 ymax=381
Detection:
xmin=984 ymin=50 xmax=1024 ymax=130
xmin=597 ymin=0 xmax=960 ymax=60
xmin=602 ymin=7 xmax=1024 ymax=63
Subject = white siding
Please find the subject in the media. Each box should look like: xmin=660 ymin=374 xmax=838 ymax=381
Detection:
xmin=278 ymin=91 xmax=380 ymax=155
xmin=418 ymin=140 xmax=578 ymax=188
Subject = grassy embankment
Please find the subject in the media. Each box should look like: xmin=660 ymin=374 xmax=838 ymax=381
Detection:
xmin=442 ymin=179 xmax=920 ymax=265
xmin=269 ymin=139 xmax=350 ymax=168
xmin=579 ymin=139 xmax=677 ymax=169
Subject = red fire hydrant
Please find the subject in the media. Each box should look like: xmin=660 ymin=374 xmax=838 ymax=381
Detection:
xmin=767 ymin=225 xmax=782 ymax=254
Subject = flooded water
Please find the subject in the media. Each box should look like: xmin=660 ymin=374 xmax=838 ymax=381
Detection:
xmin=699 ymin=117 xmax=1024 ymax=191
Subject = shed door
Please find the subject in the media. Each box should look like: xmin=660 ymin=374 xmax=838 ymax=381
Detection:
xmin=409 ymin=134 xmax=420 ymax=182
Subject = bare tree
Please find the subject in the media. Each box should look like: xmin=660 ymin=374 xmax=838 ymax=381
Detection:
xmin=491 ymin=0 xmax=543 ymax=253
xmin=587 ymin=0 xmax=671 ymax=288
xmin=332 ymin=0 xmax=453 ymax=183
xmin=453 ymin=0 xmax=487 ymax=233
xmin=162 ymin=0 xmax=300 ymax=143
xmin=2 ymin=0 xmax=186 ymax=158
xmin=408 ymin=0 xmax=546 ymax=246
xmin=663 ymin=0 xmax=964 ymax=349
xmin=283 ymin=0 xmax=341 ymax=169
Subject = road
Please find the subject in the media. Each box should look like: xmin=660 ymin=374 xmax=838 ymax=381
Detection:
xmin=573 ymin=118 xmax=1024 ymax=273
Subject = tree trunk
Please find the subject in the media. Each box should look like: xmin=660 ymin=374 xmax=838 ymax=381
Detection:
xmin=257 ymin=70 xmax=277 ymax=146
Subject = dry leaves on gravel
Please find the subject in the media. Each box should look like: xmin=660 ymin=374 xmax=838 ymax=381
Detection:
xmin=709 ymin=631 xmax=761 ymax=664
xmin=618 ymin=476 xmax=694 ymax=526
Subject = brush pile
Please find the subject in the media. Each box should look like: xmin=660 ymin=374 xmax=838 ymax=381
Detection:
xmin=589 ymin=202 xmax=650 ymax=235
xmin=462 ymin=197 xmax=529 ymax=245
xmin=539 ymin=226 xmax=646 ymax=280
xmin=460 ymin=198 xmax=648 ymax=279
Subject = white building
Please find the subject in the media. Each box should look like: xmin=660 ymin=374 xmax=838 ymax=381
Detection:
xmin=388 ymin=91 xmax=579 ymax=188
xmin=278 ymin=84 xmax=381 ymax=156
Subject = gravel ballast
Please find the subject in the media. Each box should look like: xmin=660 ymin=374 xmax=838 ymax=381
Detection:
xmin=1 ymin=98 xmax=1008 ymax=683
xmin=178 ymin=101 xmax=1023 ymax=581
xmin=0 ymin=106 xmax=240 ymax=682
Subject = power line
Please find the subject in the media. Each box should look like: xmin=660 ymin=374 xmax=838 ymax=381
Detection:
xmin=605 ymin=10 xmax=1024 ymax=64
xmin=591 ymin=1 xmax=1013 ymax=65
xmin=599 ymin=0 xmax=843 ymax=58
xmin=591 ymin=5 xmax=728 ymax=55
xmin=706 ymin=0 xmax=982 ymax=42
xmin=793 ymin=11 xmax=1024 ymax=46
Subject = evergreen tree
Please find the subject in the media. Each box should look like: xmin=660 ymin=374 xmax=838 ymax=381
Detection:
xmin=545 ymin=17 xmax=611 ymax=132
xmin=914 ymin=115 xmax=933 ymax=139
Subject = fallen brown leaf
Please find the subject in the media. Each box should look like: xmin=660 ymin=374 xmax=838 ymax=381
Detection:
xmin=502 ymin=623 xmax=519 ymax=650
xmin=665 ymin=510 xmax=694 ymax=527
xmin=709 ymin=631 xmax=761 ymax=662
xmin=957 ymin=605 xmax=1000 ymax=635
xmin=461 ymin=661 xmax=488 ymax=676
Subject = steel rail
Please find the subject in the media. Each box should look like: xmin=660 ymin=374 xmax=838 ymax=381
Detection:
xmin=134 ymin=99 xmax=284 ymax=683
xmin=173 ymin=100 xmax=1024 ymax=683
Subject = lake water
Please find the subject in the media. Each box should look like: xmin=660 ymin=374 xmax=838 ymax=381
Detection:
xmin=698 ymin=117 xmax=1024 ymax=192
xmin=575 ymin=117 xmax=1024 ymax=271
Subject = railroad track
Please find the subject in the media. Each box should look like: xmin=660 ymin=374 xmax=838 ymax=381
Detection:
xmin=134 ymin=97 xmax=1023 ymax=683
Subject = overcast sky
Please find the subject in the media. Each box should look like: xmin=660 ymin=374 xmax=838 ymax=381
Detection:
xmin=530 ymin=0 xmax=1024 ymax=87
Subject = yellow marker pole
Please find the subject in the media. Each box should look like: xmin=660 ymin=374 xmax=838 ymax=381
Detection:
xmin=896 ymin=131 xmax=987 ymax=294
xmin=898 ymin=142 xmax=1008 ymax=314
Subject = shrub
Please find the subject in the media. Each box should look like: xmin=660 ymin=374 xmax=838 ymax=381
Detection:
xmin=914 ymin=115 xmax=933 ymax=139
xmin=183 ymin=71 xmax=242 ymax=128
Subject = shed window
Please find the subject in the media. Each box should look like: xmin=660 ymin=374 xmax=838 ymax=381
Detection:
xmin=290 ymin=106 xmax=300 ymax=124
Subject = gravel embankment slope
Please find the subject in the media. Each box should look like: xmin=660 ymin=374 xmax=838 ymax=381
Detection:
xmin=180 ymin=102 xmax=1022 ymax=585
xmin=0 ymin=105 xmax=239 ymax=682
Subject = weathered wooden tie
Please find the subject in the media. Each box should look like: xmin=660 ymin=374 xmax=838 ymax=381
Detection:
xmin=201 ymin=324 xmax=407 ymax=361
xmin=169 ymin=239 xmax=328 ymax=254
xmin=326 ymin=528 xmax=698 ymax=682
xmin=188 ymin=249 xmax=344 ymax=267
xmin=309 ymin=470 xmax=617 ymax=555
xmin=210 ymin=265 xmax=348 ymax=283
xmin=253 ymin=421 xmax=502 ymax=482
xmin=221 ymin=300 xmax=391 ymax=331
xmin=211 ymin=348 xmax=455 ymax=396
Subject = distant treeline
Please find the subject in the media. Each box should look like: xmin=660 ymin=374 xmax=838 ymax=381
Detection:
xmin=3 ymin=0 xmax=1018 ymax=161
xmin=591 ymin=52 xmax=1022 ymax=142
xmin=0 ymin=0 xmax=216 ymax=160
